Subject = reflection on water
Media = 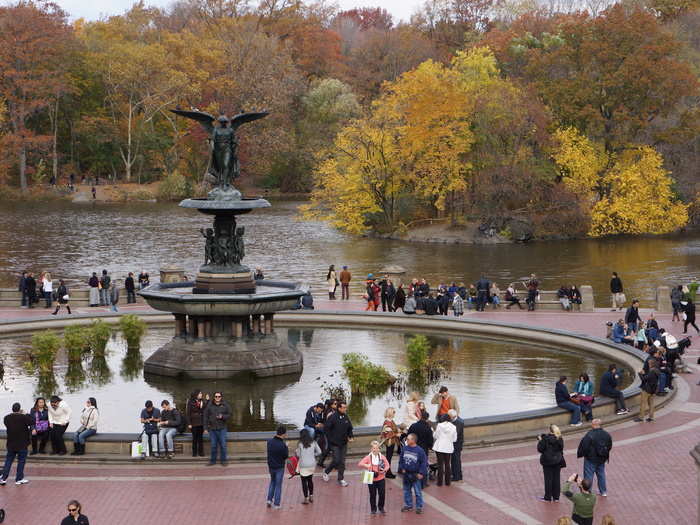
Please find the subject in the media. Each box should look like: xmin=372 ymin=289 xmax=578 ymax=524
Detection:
xmin=0 ymin=327 xmax=630 ymax=432
xmin=0 ymin=201 xmax=698 ymax=305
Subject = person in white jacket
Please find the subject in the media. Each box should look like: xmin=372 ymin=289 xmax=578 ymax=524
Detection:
xmin=403 ymin=392 xmax=422 ymax=426
xmin=432 ymin=414 xmax=457 ymax=486
xmin=72 ymin=398 xmax=99 ymax=456
xmin=48 ymin=396 xmax=71 ymax=455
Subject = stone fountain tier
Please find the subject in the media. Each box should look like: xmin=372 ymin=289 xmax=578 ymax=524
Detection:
xmin=139 ymin=281 xmax=307 ymax=379
xmin=179 ymin=196 xmax=271 ymax=294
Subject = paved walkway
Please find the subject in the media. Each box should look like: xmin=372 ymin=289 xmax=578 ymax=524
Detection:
xmin=0 ymin=303 xmax=698 ymax=524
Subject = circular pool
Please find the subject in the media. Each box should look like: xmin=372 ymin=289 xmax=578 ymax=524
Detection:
xmin=0 ymin=324 xmax=631 ymax=433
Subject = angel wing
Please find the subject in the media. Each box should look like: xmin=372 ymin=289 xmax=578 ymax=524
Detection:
xmin=171 ymin=109 xmax=216 ymax=134
xmin=230 ymin=111 xmax=269 ymax=130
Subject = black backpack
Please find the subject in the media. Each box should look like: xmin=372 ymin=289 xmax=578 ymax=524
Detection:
xmin=102 ymin=275 xmax=111 ymax=288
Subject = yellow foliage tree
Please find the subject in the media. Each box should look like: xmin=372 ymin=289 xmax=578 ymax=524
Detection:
xmin=589 ymin=147 xmax=688 ymax=237
xmin=553 ymin=128 xmax=688 ymax=236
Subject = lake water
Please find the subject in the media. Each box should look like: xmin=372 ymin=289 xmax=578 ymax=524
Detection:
xmin=0 ymin=200 xmax=698 ymax=306
xmin=0 ymin=327 xmax=630 ymax=432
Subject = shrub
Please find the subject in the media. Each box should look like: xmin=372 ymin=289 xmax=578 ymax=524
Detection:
xmin=30 ymin=332 xmax=61 ymax=373
xmin=119 ymin=314 xmax=147 ymax=348
xmin=88 ymin=320 xmax=112 ymax=357
xmin=406 ymin=335 xmax=430 ymax=371
xmin=341 ymin=352 xmax=394 ymax=394
xmin=157 ymin=172 xmax=192 ymax=201
xmin=63 ymin=325 xmax=91 ymax=363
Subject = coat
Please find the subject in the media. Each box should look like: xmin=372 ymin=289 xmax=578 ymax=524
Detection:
xmin=431 ymin=393 xmax=460 ymax=416
xmin=358 ymin=453 xmax=389 ymax=482
xmin=4 ymin=412 xmax=33 ymax=451
xmin=407 ymin=420 xmax=433 ymax=452
xmin=577 ymin=428 xmax=613 ymax=465
xmin=537 ymin=434 xmax=564 ymax=467
xmin=432 ymin=421 xmax=457 ymax=454
xmin=450 ymin=416 xmax=465 ymax=448
xmin=186 ymin=398 xmax=208 ymax=427
xmin=203 ymin=401 xmax=231 ymax=431
xmin=325 ymin=411 xmax=353 ymax=446
xmin=380 ymin=418 xmax=399 ymax=447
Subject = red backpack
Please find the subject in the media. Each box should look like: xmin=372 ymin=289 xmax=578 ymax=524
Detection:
xmin=286 ymin=456 xmax=299 ymax=478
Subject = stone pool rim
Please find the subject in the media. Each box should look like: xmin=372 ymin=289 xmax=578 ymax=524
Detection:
xmin=0 ymin=309 xmax=664 ymax=451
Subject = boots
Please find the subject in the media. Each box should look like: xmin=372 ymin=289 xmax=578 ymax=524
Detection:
xmin=78 ymin=443 xmax=85 ymax=455
xmin=67 ymin=306 xmax=72 ymax=314
xmin=51 ymin=306 xmax=59 ymax=315
xmin=71 ymin=442 xmax=80 ymax=455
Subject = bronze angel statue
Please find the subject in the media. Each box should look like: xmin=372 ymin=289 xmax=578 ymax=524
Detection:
xmin=171 ymin=108 xmax=269 ymax=189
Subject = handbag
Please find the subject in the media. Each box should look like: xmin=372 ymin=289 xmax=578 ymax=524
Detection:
xmin=131 ymin=441 xmax=143 ymax=457
xmin=362 ymin=470 xmax=375 ymax=484
xmin=35 ymin=414 xmax=48 ymax=433
xmin=619 ymin=292 xmax=627 ymax=304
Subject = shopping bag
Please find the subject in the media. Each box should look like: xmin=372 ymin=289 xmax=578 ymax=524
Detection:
xmin=131 ymin=441 xmax=143 ymax=457
xmin=362 ymin=470 xmax=375 ymax=484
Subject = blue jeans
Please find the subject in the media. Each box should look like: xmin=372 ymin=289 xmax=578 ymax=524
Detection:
xmin=2 ymin=449 xmax=27 ymax=481
xmin=658 ymin=373 xmax=667 ymax=392
xmin=267 ymin=467 xmax=284 ymax=506
xmin=558 ymin=401 xmax=581 ymax=424
xmin=627 ymin=322 xmax=637 ymax=335
xmin=158 ymin=428 xmax=177 ymax=453
xmin=451 ymin=447 xmax=463 ymax=481
xmin=303 ymin=425 xmax=315 ymax=439
xmin=402 ymin=476 xmax=423 ymax=509
xmin=209 ymin=428 xmax=227 ymax=463
xmin=583 ymin=459 xmax=607 ymax=494
xmin=110 ymin=303 xmax=118 ymax=312
xmin=99 ymin=288 xmax=109 ymax=306
xmin=73 ymin=428 xmax=96 ymax=445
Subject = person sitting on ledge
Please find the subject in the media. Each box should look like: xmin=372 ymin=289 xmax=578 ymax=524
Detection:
xmin=558 ymin=285 xmax=572 ymax=311
xmin=610 ymin=319 xmax=634 ymax=345
xmin=403 ymin=292 xmax=416 ymax=315
xmin=555 ymin=376 xmax=582 ymax=427
xmin=139 ymin=401 xmax=161 ymax=459
xmin=599 ymin=364 xmax=628 ymax=415
xmin=422 ymin=293 xmax=439 ymax=315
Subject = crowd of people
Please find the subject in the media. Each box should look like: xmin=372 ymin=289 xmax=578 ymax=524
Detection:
xmin=17 ymin=269 xmax=151 ymax=314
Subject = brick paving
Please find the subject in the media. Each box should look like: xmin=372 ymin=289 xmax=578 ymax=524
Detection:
xmin=0 ymin=302 xmax=698 ymax=524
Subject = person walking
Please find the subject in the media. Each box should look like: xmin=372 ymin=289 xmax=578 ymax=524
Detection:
xmin=125 ymin=272 xmax=136 ymax=304
xmin=186 ymin=390 xmax=208 ymax=457
xmin=635 ymin=361 xmax=659 ymax=423
xmin=157 ymin=400 xmax=181 ymax=459
xmin=71 ymin=398 xmax=98 ymax=456
xmin=18 ymin=271 xmax=28 ymax=308
xmin=682 ymin=299 xmax=700 ymax=334
xmin=322 ymin=401 xmax=353 ymax=486
xmin=398 ymin=433 xmax=428 ymax=514
xmin=109 ymin=280 xmax=119 ymax=312
xmin=88 ymin=273 xmax=99 ymax=307
xmin=317 ymin=399 xmax=337 ymax=468
xmin=564 ymin=474 xmax=596 ymax=525
xmin=610 ymin=272 xmax=624 ymax=311
xmin=358 ymin=441 xmax=389 ymax=515
xmin=339 ymin=266 xmax=352 ymax=300
xmin=599 ymin=364 xmax=628 ymax=415
xmin=577 ymin=419 xmax=612 ymax=497
xmin=42 ymin=272 xmax=53 ymax=308
xmin=48 ymin=396 xmax=71 ymax=455
xmin=432 ymin=414 xmax=457 ymax=486
xmin=266 ymin=425 xmax=288 ymax=509
xmin=1 ymin=403 xmax=32 ymax=485
xmin=99 ymin=270 xmax=111 ymax=306
xmin=29 ymin=397 xmax=50 ymax=455
xmin=52 ymin=280 xmax=71 ymax=315
xmin=448 ymin=409 xmax=464 ymax=482
xmin=61 ymin=500 xmax=90 ymax=525
xmin=295 ymin=428 xmax=320 ymax=504
xmin=326 ymin=265 xmax=338 ymax=300
xmin=204 ymin=392 xmax=231 ymax=466
xmin=537 ymin=424 xmax=565 ymax=502
xmin=380 ymin=407 xmax=399 ymax=478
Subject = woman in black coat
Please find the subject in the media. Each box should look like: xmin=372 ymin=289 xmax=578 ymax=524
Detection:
xmin=186 ymin=390 xmax=209 ymax=457
xmin=537 ymin=424 xmax=565 ymax=502
xmin=683 ymin=300 xmax=699 ymax=334
xmin=61 ymin=500 xmax=89 ymax=525
xmin=52 ymin=280 xmax=71 ymax=315
xmin=393 ymin=285 xmax=406 ymax=312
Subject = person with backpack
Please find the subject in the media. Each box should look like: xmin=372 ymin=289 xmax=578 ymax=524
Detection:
xmin=99 ymin=270 xmax=111 ymax=306
xmin=537 ymin=424 xmax=565 ymax=502
xmin=157 ymin=400 xmax=182 ymax=459
xmin=295 ymin=428 xmax=320 ymax=504
xmin=635 ymin=360 xmax=660 ymax=423
xmin=266 ymin=425 xmax=288 ymax=509
xmin=576 ymin=419 xmax=612 ymax=497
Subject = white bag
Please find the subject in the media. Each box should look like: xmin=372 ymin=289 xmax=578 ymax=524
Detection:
xmin=362 ymin=470 xmax=375 ymax=484
xmin=62 ymin=294 xmax=70 ymax=301
xmin=682 ymin=312 xmax=688 ymax=321
xmin=131 ymin=441 xmax=143 ymax=457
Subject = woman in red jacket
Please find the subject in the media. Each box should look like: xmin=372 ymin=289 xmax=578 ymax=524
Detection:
xmin=358 ymin=441 xmax=389 ymax=515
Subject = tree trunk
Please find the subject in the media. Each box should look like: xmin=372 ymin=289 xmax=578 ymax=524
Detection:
xmin=52 ymin=97 xmax=59 ymax=181
xmin=19 ymin=143 xmax=27 ymax=191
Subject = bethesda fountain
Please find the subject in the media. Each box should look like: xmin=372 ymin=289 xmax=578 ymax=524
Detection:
xmin=139 ymin=108 xmax=306 ymax=379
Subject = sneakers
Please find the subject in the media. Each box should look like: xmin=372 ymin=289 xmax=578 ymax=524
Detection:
xmin=15 ymin=479 xmax=29 ymax=485
xmin=538 ymin=497 xmax=551 ymax=502
xmin=600 ymin=492 xmax=607 ymax=497
xmin=308 ymin=495 xmax=314 ymax=503
xmin=401 ymin=506 xmax=413 ymax=512
xmin=416 ymin=508 xmax=423 ymax=514
xmin=302 ymin=497 xmax=309 ymax=505
xmin=570 ymin=422 xmax=583 ymax=427
xmin=634 ymin=417 xmax=644 ymax=422
xmin=0 ymin=479 xmax=6 ymax=486
xmin=266 ymin=500 xmax=272 ymax=508
xmin=646 ymin=417 xmax=654 ymax=422
xmin=370 ymin=510 xmax=377 ymax=515
xmin=616 ymin=409 xmax=629 ymax=415
xmin=273 ymin=505 xmax=281 ymax=510
xmin=338 ymin=480 xmax=349 ymax=487
xmin=322 ymin=472 xmax=329 ymax=482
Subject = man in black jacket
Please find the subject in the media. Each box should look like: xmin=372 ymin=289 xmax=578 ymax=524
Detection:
xmin=18 ymin=271 xmax=27 ymax=307
xmin=599 ymin=364 xmax=628 ymax=415
xmin=610 ymin=272 xmax=624 ymax=311
xmin=25 ymin=273 xmax=36 ymax=308
xmin=635 ymin=361 xmax=659 ymax=423
xmin=125 ymin=272 xmax=136 ymax=304
xmin=266 ymin=426 xmax=288 ymax=509
xmin=475 ymin=276 xmax=491 ymax=312
xmin=624 ymin=300 xmax=642 ymax=334
xmin=448 ymin=409 xmax=464 ymax=482
xmin=423 ymin=294 xmax=439 ymax=315
xmin=577 ymin=419 xmax=613 ymax=497
xmin=323 ymin=402 xmax=353 ymax=486
xmin=1 ymin=403 xmax=33 ymax=485
xmin=304 ymin=403 xmax=325 ymax=440
xmin=408 ymin=412 xmax=434 ymax=487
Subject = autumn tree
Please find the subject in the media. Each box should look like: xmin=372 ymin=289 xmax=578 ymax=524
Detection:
xmin=0 ymin=0 xmax=73 ymax=190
